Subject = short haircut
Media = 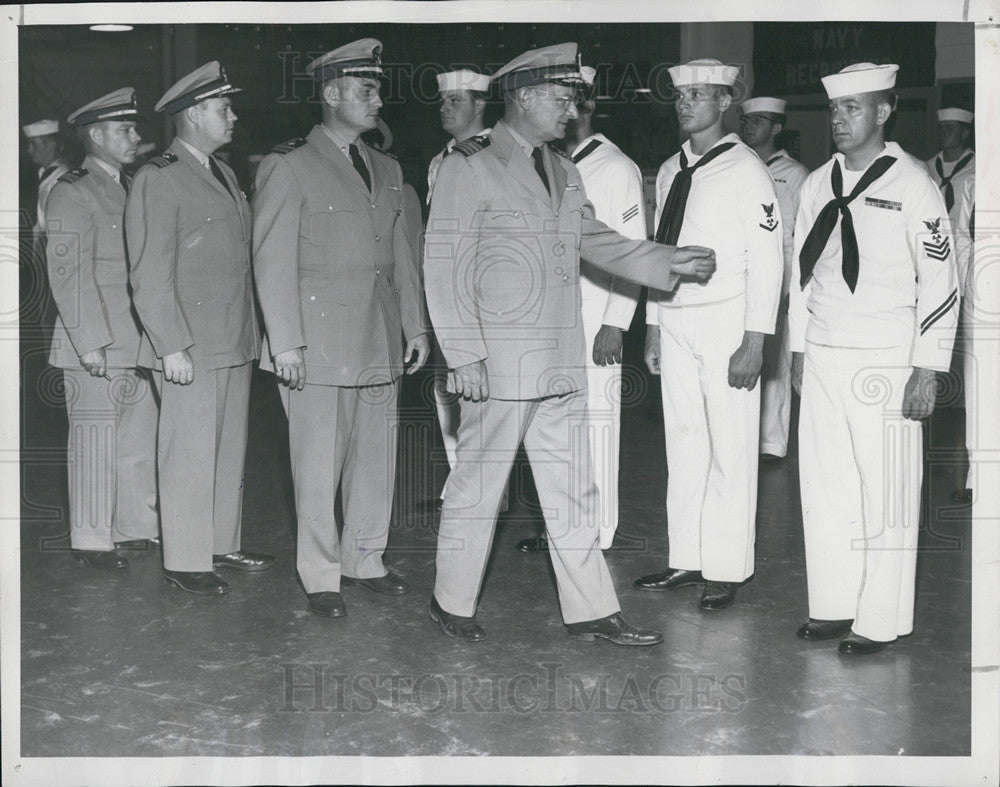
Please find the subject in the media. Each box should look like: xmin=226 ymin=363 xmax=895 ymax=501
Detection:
xmin=868 ymin=90 xmax=897 ymax=112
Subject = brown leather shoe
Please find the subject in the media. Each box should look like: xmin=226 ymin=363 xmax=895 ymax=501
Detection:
xmin=341 ymin=571 xmax=409 ymax=595
xmin=566 ymin=612 xmax=663 ymax=646
xmin=212 ymin=550 xmax=276 ymax=571
xmin=633 ymin=568 xmax=703 ymax=591
xmin=698 ymin=581 xmax=737 ymax=610
xmin=73 ymin=549 xmax=128 ymax=570
xmin=162 ymin=570 xmax=229 ymax=595
xmin=516 ymin=536 xmax=548 ymax=553
xmin=307 ymin=591 xmax=347 ymax=618
xmin=838 ymin=633 xmax=889 ymax=655
xmin=797 ymin=618 xmax=854 ymax=641
xmin=429 ymin=596 xmax=486 ymax=642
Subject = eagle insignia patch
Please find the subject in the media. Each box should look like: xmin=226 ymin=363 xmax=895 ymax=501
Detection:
xmin=922 ymin=217 xmax=951 ymax=261
xmin=758 ymin=202 xmax=778 ymax=232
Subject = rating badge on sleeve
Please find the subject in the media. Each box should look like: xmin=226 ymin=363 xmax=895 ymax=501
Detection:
xmin=923 ymin=217 xmax=951 ymax=261
xmin=758 ymin=202 xmax=778 ymax=232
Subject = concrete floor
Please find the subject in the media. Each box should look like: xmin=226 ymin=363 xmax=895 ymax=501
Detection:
xmin=18 ymin=323 xmax=972 ymax=760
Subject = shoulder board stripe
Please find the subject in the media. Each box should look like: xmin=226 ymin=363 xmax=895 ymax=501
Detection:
xmin=147 ymin=152 xmax=178 ymax=169
xmin=271 ymin=137 xmax=307 ymax=154
xmin=58 ymin=167 xmax=89 ymax=184
xmin=453 ymin=135 xmax=491 ymax=157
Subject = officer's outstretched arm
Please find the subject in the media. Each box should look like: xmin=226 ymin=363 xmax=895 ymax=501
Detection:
xmin=579 ymin=202 xmax=715 ymax=291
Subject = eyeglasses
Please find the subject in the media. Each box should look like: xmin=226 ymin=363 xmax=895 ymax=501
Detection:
xmin=534 ymin=89 xmax=576 ymax=110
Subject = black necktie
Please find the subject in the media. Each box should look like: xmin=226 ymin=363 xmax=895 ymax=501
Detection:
xmin=531 ymin=146 xmax=550 ymax=196
xmin=209 ymin=156 xmax=236 ymax=202
xmin=798 ymin=156 xmax=897 ymax=293
xmin=349 ymin=143 xmax=371 ymax=193
xmin=572 ymin=139 xmax=602 ymax=164
xmin=120 ymin=171 xmax=131 ymax=193
xmin=935 ymin=153 xmax=974 ymax=213
xmin=654 ymin=142 xmax=735 ymax=246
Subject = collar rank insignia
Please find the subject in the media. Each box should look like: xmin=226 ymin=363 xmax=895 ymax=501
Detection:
xmin=758 ymin=202 xmax=778 ymax=232
xmin=923 ymin=217 xmax=951 ymax=261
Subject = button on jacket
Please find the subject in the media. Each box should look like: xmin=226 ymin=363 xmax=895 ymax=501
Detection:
xmin=252 ymin=125 xmax=428 ymax=386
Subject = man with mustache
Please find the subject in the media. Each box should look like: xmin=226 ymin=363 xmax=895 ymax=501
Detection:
xmin=252 ymin=39 xmax=430 ymax=619
xmin=127 ymin=62 xmax=274 ymax=596
xmin=46 ymin=88 xmax=159 ymax=569
xmin=424 ymin=42 xmax=717 ymax=645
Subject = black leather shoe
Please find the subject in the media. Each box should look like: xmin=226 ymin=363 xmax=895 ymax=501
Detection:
xmin=838 ymin=633 xmax=889 ymax=655
xmin=797 ymin=618 xmax=854 ymax=641
xmin=516 ymin=536 xmax=549 ymax=553
xmin=307 ymin=591 xmax=346 ymax=618
xmin=429 ymin=596 xmax=486 ymax=642
xmin=699 ymin=581 xmax=737 ymax=610
xmin=73 ymin=549 xmax=128 ymax=570
xmin=634 ymin=568 xmax=703 ymax=591
xmin=950 ymin=488 xmax=973 ymax=504
xmin=115 ymin=539 xmax=153 ymax=550
xmin=341 ymin=571 xmax=409 ymax=595
xmin=566 ymin=612 xmax=663 ymax=646
xmin=162 ymin=570 xmax=229 ymax=595
xmin=212 ymin=550 xmax=277 ymax=571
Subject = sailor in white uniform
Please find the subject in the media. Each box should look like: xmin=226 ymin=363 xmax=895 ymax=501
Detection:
xmin=739 ymin=96 xmax=810 ymax=460
xmin=790 ymin=63 xmax=958 ymax=655
xmin=514 ymin=65 xmax=645 ymax=554
xmin=426 ymin=69 xmax=492 ymax=510
xmin=23 ymin=119 xmax=73 ymax=232
xmin=925 ymin=107 xmax=974 ymax=228
xmin=635 ymin=59 xmax=783 ymax=611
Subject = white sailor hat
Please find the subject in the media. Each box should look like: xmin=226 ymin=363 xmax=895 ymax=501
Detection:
xmin=68 ymin=87 xmax=140 ymax=126
xmin=436 ymin=69 xmax=490 ymax=93
xmin=741 ymin=96 xmax=786 ymax=116
xmin=580 ymin=66 xmax=597 ymax=87
xmin=22 ymin=119 xmax=59 ymax=137
xmin=668 ymin=59 xmax=740 ymax=88
xmin=155 ymin=61 xmax=242 ymax=114
xmin=938 ymin=107 xmax=973 ymax=124
xmin=491 ymin=42 xmax=584 ymax=93
xmin=821 ymin=63 xmax=898 ymax=100
xmin=307 ymin=38 xmax=385 ymax=83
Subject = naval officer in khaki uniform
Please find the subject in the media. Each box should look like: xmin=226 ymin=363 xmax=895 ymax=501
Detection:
xmin=424 ymin=43 xmax=717 ymax=645
xmin=252 ymin=40 xmax=430 ymax=619
xmin=127 ymin=62 xmax=274 ymax=595
xmin=46 ymin=88 xmax=158 ymax=569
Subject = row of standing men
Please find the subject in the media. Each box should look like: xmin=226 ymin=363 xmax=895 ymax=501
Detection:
xmin=29 ymin=39 xmax=966 ymax=654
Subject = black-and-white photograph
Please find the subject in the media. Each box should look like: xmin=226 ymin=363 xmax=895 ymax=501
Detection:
xmin=3 ymin=1 xmax=998 ymax=784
